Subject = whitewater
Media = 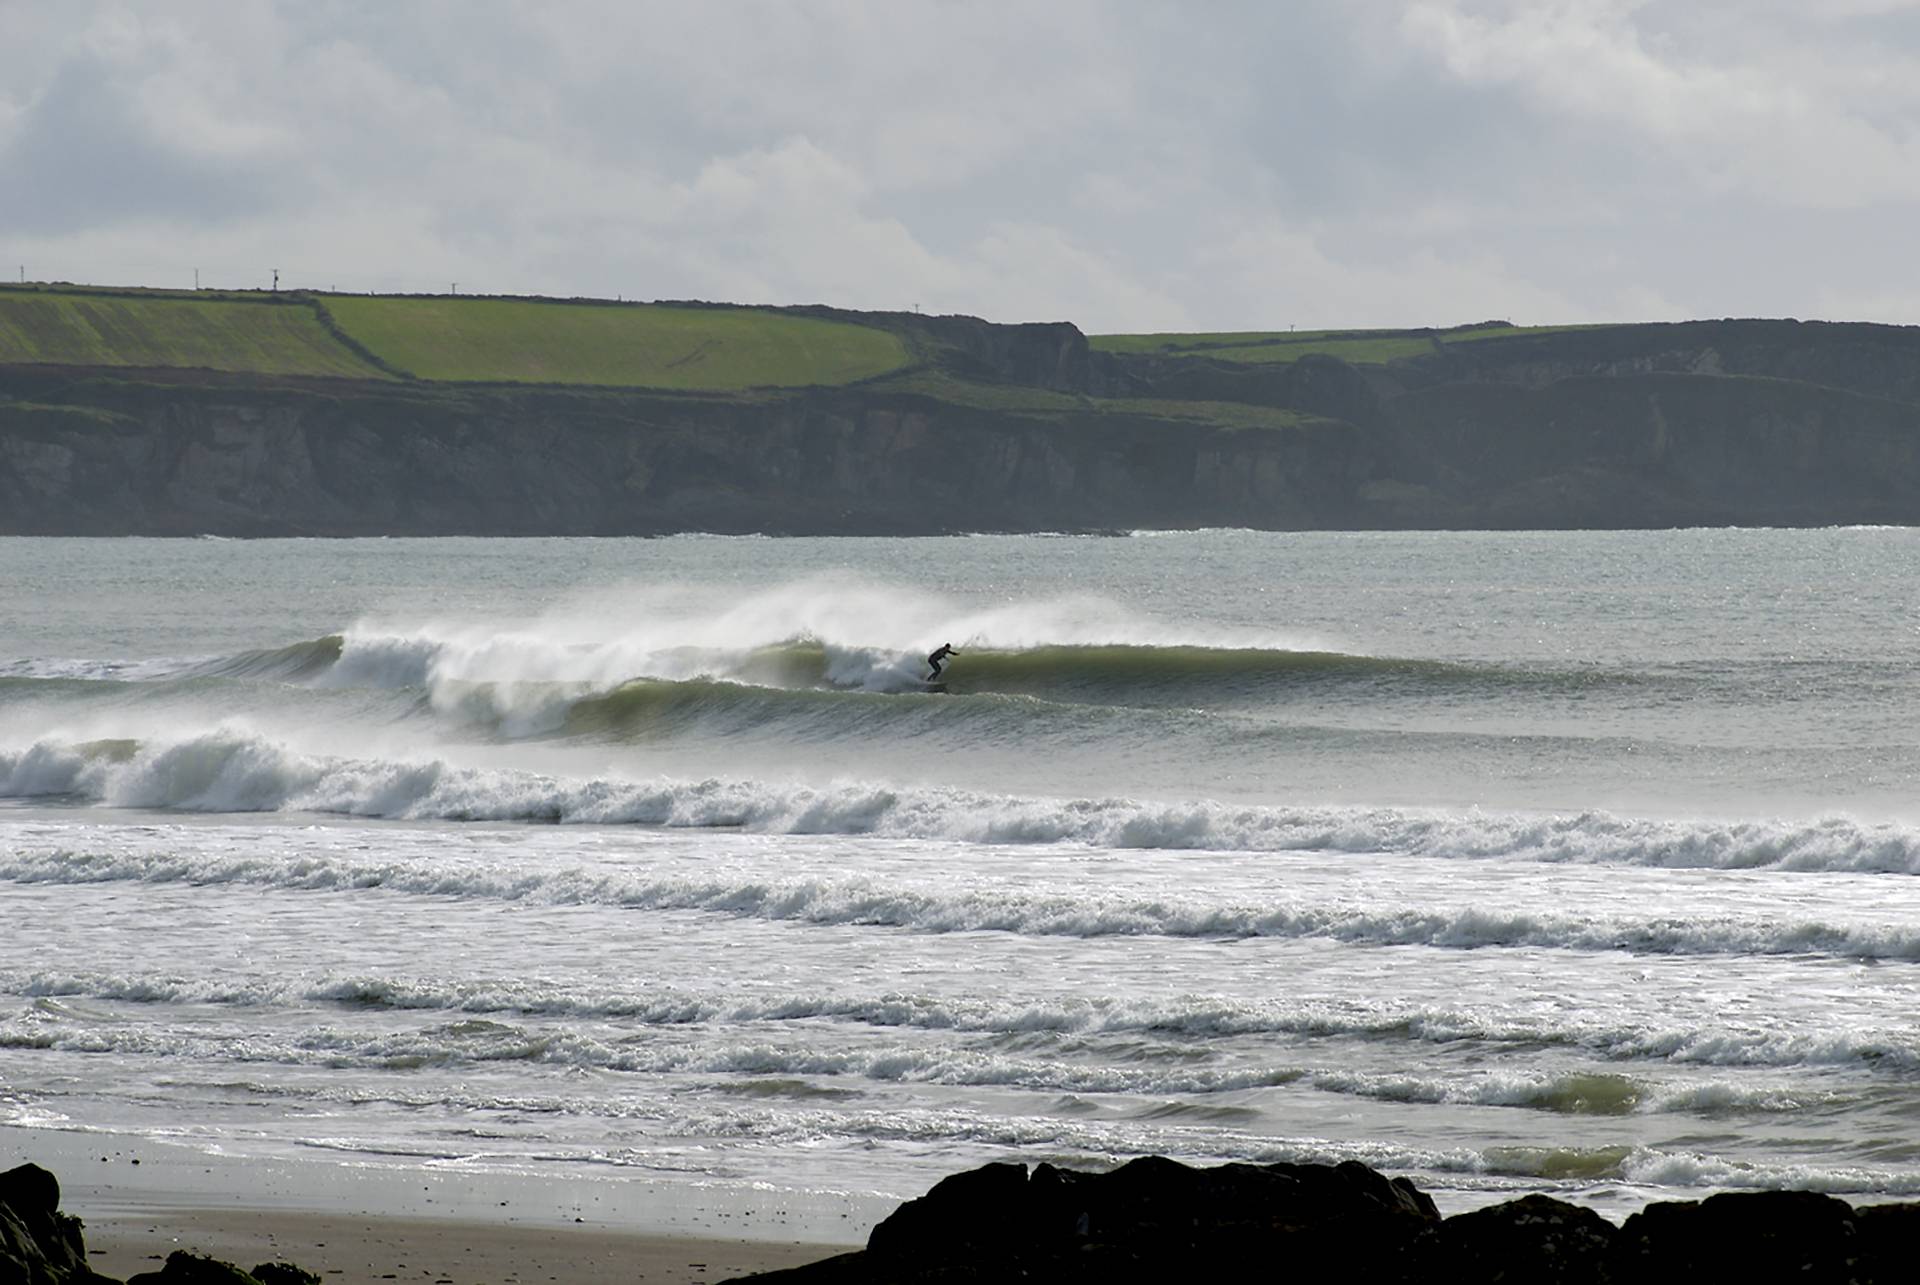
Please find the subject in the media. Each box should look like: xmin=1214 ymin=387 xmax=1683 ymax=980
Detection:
xmin=4 ymin=529 xmax=1920 ymax=1218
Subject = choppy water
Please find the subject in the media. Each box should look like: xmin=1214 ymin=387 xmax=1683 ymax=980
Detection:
xmin=4 ymin=529 xmax=1920 ymax=1218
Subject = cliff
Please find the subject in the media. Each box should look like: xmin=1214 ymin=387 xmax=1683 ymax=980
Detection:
xmin=0 ymin=369 xmax=1383 ymax=535
xmin=3 ymin=293 xmax=1919 ymax=534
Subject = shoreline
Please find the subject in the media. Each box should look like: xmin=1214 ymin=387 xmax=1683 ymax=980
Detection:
xmin=25 ymin=1144 xmax=1920 ymax=1285
xmin=7 ymin=1129 xmax=880 ymax=1284
xmin=79 ymin=1209 xmax=842 ymax=1285
xmin=76 ymin=1206 xmax=840 ymax=1283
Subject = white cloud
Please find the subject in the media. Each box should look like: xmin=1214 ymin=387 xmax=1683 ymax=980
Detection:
xmin=3 ymin=1 xmax=1918 ymax=329
xmin=1396 ymin=0 xmax=1920 ymax=205
xmin=1192 ymin=215 xmax=1602 ymax=331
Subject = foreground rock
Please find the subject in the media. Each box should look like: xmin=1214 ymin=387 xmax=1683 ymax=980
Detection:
xmin=124 ymin=1252 xmax=319 ymax=1285
xmin=727 ymin=1156 xmax=1920 ymax=1283
xmin=0 ymin=1163 xmax=116 ymax=1285
xmin=0 ymin=1163 xmax=317 ymax=1285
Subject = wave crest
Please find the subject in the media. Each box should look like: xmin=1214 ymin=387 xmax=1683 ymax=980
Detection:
xmin=5 ymin=730 xmax=1920 ymax=875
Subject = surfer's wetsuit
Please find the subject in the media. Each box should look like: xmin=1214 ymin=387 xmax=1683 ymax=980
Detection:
xmin=926 ymin=643 xmax=958 ymax=681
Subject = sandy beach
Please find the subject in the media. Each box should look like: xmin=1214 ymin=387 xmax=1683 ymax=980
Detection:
xmin=79 ymin=1210 xmax=843 ymax=1285
xmin=13 ymin=1131 xmax=873 ymax=1285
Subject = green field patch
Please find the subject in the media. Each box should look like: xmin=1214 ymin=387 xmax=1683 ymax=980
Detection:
xmin=1090 ymin=329 xmax=1369 ymax=356
xmin=1095 ymin=323 xmax=1628 ymax=365
xmin=1438 ymin=323 xmax=1617 ymax=345
xmin=323 ymin=297 xmax=910 ymax=389
xmin=1090 ymin=328 xmax=1437 ymax=366
xmin=1107 ymin=397 xmax=1315 ymax=429
xmin=1090 ymin=330 xmax=1436 ymax=364
xmin=1092 ymin=328 xmax=1395 ymax=351
xmin=0 ymin=290 xmax=388 ymax=378
xmin=1197 ymin=336 xmax=1438 ymax=365
xmin=870 ymin=369 xmax=1091 ymax=412
xmin=871 ymin=371 xmax=1315 ymax=430
xmin=0 ymin=398 xmax=135 ymax=428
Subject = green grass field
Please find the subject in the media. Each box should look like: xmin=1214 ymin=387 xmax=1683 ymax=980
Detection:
xmin=0 ymin=284 xmax=1620 ymax=395
xmin=1196 ymin=336 xmax=1439 ymax=365
xmin=869 ymin=371 xmax=1314 ymax=430
xmin=0 ymin=290 xmax=388 ymax=378
xmin=1090 ymin=323 xmax=1619 ymax=366
xmin=1439 ymin=323 xmax=1614 ymax=345
xmin=1087 ymin=329 xmax=1330 ymax=354
xmin=323 ymin=297 xmax=910 ymax=389
xmin=1089 ymin=328 xmax=1436 ymax=365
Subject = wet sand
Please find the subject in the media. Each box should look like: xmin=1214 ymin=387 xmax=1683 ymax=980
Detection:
xmin=12 ymin=1131 xmax=877 ymax=1285
xmin=81 ymin=1208 xmax=843 ymax=1285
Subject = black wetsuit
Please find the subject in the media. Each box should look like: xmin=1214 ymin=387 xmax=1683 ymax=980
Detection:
xmin=926 ymin=645 xmax=958 ymax=680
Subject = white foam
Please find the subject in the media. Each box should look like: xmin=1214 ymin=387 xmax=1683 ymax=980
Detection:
xmin=8 ymin=730 xmax=1920 ymax=879
xmin=7 ymin=803 xmax=1920 ymax=985
xmin=318 ymin=574 xmax=1325 ymax=701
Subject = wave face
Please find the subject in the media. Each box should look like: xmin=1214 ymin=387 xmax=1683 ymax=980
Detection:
xmin=173 ymin=625 xmax=1570 ymax=712
xmin=239 ymin=627 xmax=1644 ymax=704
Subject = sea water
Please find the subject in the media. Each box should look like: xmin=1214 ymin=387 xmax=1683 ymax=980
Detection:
xmin=3 ymin=529 xmax=1919 ymax=1220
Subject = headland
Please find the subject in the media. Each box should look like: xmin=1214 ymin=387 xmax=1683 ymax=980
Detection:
xmin=4 ymin=283 xmax=1920 ymax=534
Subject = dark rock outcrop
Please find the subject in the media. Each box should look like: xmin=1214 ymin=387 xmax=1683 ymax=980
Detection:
xmin=124 ymin=1252 xmax=267 ymax=1285
xmin=1 ymin=1162 xmax=320 ymax=1285
xmin=122 ymin=1253 xmax=314 ymax=1285
xmin=245 ymin=1265 xmax=319 ymax=1285
xmin=735 ymin=1157 xmax=1443 ymax=1282
xmin=864 ymin=1155 xmax=1438 ymax=1277
xmin=1422 ymin=1193 xmax=1615 ymax=1284
xmin=0 ymin=1163 xmax=116 ymax=1285
xmin=726 ymin=1158 xmax=1920 ymax=1284
xmin=1608 ymin=1190 xmax=1866 ymax=1284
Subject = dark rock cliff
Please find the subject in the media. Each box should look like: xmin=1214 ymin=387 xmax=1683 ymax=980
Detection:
xmin=5 ymin=313 xmax=1920 ymax=534
xmin=0 ymin=371 xmax=1392 ymax=536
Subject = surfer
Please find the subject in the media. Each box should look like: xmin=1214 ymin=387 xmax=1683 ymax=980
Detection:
xmin=926 ymin=642 xmax=959 ymax=681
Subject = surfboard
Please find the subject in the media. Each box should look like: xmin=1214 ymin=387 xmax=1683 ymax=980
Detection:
xmin=921 ymin=682 xmax=948 ymax=694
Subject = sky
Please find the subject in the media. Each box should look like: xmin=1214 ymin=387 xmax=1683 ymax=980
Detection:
xmin=2 ymin=0 xmax=1918 ymax=333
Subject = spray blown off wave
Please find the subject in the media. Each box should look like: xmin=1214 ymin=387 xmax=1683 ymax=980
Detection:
xmin=193 ymin=628 xmax=1556 ymax=704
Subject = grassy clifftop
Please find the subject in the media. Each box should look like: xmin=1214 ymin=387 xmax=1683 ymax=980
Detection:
xmin=11 ymin=284 xmax=1919 ymax=427
xmin=0 ymin=289 xmax=391 ymax=379
xmin=322 ymin=295 xmax=910 ymax=389
xmin=1089 ymin=323 xmax=1607 ymax=367
xmin=0 ymin=286 xmax=911 ymax=392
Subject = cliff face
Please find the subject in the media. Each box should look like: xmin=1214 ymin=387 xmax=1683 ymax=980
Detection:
xmin=5 ymin=313 xmax=1920 ymax=534
xmin=1402 ymin=320 xmax=1920 ymax=407
xmin=0 ymin=373 xmax=1395 ymax=535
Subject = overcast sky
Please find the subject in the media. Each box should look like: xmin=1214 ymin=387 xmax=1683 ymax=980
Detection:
xmin=3 ymin=1 xmax=1918 ymax=332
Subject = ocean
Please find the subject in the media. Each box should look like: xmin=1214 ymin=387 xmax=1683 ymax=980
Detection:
xmin=4 ymin=529 xmax=1919 ymax=1221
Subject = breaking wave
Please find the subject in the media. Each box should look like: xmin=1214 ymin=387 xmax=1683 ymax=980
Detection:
xmin=8 ymin=967 xmax=1906 ymax=1084
xmin=8 ymin=837 xmax=1919 ymax=961
xmin=4 ymin=729 xmax=1919 ymax=873
xmin=13 ymin=620 xmax=1647 ymax=713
